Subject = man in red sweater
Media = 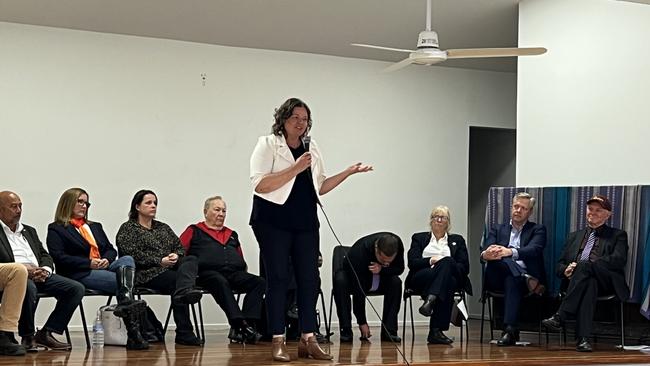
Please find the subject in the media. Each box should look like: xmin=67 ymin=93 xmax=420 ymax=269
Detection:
xmin=180 ymin=196 xmax=264 ymax=344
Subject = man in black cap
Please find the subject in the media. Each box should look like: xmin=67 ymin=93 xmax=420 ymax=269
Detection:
xmin=542 ymin=194 xmax=629 ymax=352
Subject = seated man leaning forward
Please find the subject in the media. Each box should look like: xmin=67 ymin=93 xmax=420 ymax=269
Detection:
xmin=542 ymin=194 xmax=629 ymax=353
xmin=333 ymin=232 xmax=404 ymax=343
xmin=179 ymin=196 xmax=265 ymax=344
xmin=481 ymin=192 xmax=547 ymax=346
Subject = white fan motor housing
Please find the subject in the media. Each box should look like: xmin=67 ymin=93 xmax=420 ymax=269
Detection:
xmin=410 ymin=49 xmax=447 ymax=65
xmin=417 ymin=30 xmax=439 ymax=49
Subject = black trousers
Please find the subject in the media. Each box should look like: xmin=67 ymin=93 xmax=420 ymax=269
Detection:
xmin=252 ymin=222 xmax=320 ymax=335
xmin=142 ymin=255 xmax=199 ymax=336
xmin=559 ymin=260 xmax=615 ymax=338
xmin=197 ymin=269 xmax=265 ymax=326
xmin=333 ymin=269 xmax=402 ymax=334
xmin=18 ymin=274 xmax=84 ymax=336
xmin=409 ymin=257 xmax=459 ymax=331
xmin=484 ymin=259 xmax=528 ymax=328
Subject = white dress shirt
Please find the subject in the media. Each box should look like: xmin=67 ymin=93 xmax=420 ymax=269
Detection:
xmin=1 ymin=220 xmax=51 ymax=274
xmin=422 ymin=232 xmax=451 ymax=260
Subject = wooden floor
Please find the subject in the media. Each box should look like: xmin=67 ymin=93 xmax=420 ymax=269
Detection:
xmin=3 ymin=320 xmax=649 ymax=366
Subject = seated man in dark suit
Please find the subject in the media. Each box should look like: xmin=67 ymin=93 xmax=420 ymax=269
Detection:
xmin=0 ymin=191 xmax=84 ymax=351
xmin=481 ymin=192 xmax=547 ymax=346
xmin=542 ymin=194 xmax=629 ymax=352
xmin=179 ymin=195 xmax=264 ymax=344
xmin=333 ymin=232 xmax=404 ymax=343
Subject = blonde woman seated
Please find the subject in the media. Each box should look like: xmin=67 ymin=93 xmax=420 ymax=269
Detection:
xmin=405 ymin=205 xmax=472 ymax=344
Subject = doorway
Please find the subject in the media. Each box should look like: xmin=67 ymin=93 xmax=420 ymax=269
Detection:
xmin=466 ymin=126 xmax=516 ymax=317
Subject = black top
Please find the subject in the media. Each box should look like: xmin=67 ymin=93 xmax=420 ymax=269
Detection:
xmin=186 ymin=225 xmax=247 ymax=272
xmin=344 ymin=232 xmax=405 ymax=291
xmin=250 ymin=144 xmax=319 ymax=230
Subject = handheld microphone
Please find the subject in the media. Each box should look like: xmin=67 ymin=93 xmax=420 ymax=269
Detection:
xmin=302 ymin=135 xmax=311 ymax=151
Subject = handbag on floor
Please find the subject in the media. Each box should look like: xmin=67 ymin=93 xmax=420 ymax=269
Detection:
xmin=100 ymin=305 xmax=128 ymax=346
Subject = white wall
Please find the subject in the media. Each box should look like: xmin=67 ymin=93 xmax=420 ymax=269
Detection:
xmin=517 ymin=0 xmax=650 ymax=186
xmin=0 ymin=22 xmax=516 ymax=331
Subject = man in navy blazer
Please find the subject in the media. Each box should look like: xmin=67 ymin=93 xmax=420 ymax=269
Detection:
xmin=0 ymin=191 xmax=84 ymax=351
xmin=542 ymin=194 xmax=629 ymax=352
xmin=481 ymin=192 xmax=547 ymax=346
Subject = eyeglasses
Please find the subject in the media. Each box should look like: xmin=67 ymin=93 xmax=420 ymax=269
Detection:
xmin=431 ymin=215 xmax=448 ymax=221
xmin=76 ymin=199 xmax=91 ymax=207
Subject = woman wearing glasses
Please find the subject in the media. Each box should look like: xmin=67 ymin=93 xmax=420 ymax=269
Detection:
xmin=405 ymin=205 xmax=472 ymax=344
xmin=46 ymin=187 xmax=148 ymax=349
xmin=249 ymin=97 xmax=372 ymax=362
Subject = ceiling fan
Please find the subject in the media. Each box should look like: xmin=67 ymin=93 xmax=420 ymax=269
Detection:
xmin=352 ymin=0 xmax=547 ymax=72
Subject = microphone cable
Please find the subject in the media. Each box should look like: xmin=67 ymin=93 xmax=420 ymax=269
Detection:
xmin=319 ymin=204 xmax=411 ymax=366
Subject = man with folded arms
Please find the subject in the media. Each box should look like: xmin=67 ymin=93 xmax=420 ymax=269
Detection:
xmin=481 ymin=192 xmax=547 ymax=346
xmin=0 ymin=191 xmax=84 ymax=351
xmin=543 ymin=194 xmax=628 ymax=352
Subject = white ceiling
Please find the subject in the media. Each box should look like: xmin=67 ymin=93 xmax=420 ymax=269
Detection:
xmin=0 ymin=0 xmax=648 ymax=73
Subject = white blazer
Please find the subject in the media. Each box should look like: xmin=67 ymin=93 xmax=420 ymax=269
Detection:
xmin=250 ymin=134 xmax=326 ymax=205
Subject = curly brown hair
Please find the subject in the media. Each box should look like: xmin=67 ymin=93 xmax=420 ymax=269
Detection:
xmin=271 ymin=97 xmax=313 ymax=136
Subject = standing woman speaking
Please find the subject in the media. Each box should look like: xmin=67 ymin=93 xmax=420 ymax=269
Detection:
xmin=250 ymin=98 xmax=372 ymax=362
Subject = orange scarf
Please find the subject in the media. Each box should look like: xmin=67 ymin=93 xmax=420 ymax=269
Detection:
xmin=69 ymin=218 xmax=100 ymax=260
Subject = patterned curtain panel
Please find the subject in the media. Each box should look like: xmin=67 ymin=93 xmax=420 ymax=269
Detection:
xmin=483 ymin=185 xmax=650 ymax=305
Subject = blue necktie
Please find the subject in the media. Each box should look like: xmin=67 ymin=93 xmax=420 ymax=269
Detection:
xmin=370 ymin=274 xmax=380 ymax=292
xmin=580 ymin=231 xmax=596 ymax=261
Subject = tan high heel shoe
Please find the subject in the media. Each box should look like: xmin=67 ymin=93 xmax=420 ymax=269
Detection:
xmin=297 ymin=336 xmax=333 ymax=360
xmin=271 ymin=336 xmax=291 ymax=362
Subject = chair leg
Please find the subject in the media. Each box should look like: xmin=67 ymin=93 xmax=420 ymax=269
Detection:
xmin=409 ymin=296 xmax=414 ymax=343
xmin=488 ymin=296 xmax=494 ymax=341
xmin=163 ymin=302 xmax=173 ymax=335
xmin=198 ymin=299 xmax=205 ymax=344
xmin=79 ymin=301 xmax=90 ymax=349
xmin=327 ymin=290 xmax=334 ymax=340
xmin=65 ymin=328 xmax=72 ymax=347
xmin=401 ymin=296 xmax=407 ymax=343
xmin=190 ymin=303 xmax=201 ymax=344
xmin=105 ymin=296 xmax=113 ymax=306
xmin=480 ymin=295 xmax=485 ymax=344
xmin=620 ymin=301 xmax=625 ymax=350
xmin=319 ymin=290 xmax=330 ymax=340
xmin=537 ymin=296 xmax=542 ymax=345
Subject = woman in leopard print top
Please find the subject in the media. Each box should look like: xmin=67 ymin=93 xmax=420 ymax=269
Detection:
xmin=116 ymin=189 xmax=203 ymax=346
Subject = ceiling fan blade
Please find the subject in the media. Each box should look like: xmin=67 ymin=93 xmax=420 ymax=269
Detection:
xmin=351 ymin=43 xmax=414 ymax=53
xmin=382 ymin=58 xmax=415 ymax=73
xmin=446 ymin=47 xmax=547 ymax=59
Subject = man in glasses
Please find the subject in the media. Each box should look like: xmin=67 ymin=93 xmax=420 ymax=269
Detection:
xmin=481 ymin=192 xmax=547 ymax=346
xmin=333 ymin=232 xmax=404 ymax=343
xmin=0 ymin=191 xmax=84 ymax=351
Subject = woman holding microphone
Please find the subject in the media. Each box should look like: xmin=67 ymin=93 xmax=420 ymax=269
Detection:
xmin=250 ymin=97 xmax=371 ymax=362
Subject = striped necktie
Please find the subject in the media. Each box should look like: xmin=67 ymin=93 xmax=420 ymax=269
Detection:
xmin=579 ymin=230 xmax=596 ymax=261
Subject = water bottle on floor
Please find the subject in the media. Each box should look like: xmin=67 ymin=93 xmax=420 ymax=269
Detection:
xmin=92 ymin=309 xmax=104 ymax=348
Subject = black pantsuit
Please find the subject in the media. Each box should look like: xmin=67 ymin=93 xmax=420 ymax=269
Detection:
xmin=252 ymin=222 xmax=320 ymax=335
xmin=409 ymin=257 xmax=459 ymax=330
xmin=406 ymin=232 xmax=472 ymax=334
